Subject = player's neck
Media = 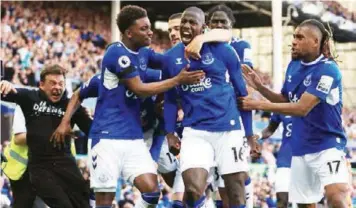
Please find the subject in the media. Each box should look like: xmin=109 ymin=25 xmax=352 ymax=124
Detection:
xmin=302 ymin=53 xmax=322 ymax=63
xmin=122 ymin=38 xmax=140 ymax=52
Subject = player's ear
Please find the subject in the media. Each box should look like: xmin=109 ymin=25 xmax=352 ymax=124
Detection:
xmin=125 ymin=29 xmax=132 ymax=39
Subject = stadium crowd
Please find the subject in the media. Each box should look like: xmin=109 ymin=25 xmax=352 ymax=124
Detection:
xmin=1 ymin=1 xmax=356 ymax=208
xmin=292 ymin=0 xmax=356 ymax=32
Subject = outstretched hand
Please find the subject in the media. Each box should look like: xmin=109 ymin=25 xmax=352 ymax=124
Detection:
xmin=0 ymin=81 xmax=17 ymax=96
xmin=241 ymin=64 xmax=263 ymax=90
xmin=176 ymin=64 xmax=205 ymax=85
xmin=50 ymin=121 xmax=76 ymax=150
xmin=184 ymin=35 xmax=204 ymax=60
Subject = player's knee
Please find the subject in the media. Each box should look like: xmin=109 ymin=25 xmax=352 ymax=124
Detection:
xmin=276 ymin=192 xmax=288 ymax=208
xmin=326 ymin=194 xmax=348 ymax=208
xmin=325 ymin=183 xmax=348 ymax=207
xmin=142 ymin=192 xmax=161 ymax=205
xmin=277 ymin=200 xmax=288 ymax=208
xmin=185 ymin=184 xmax=204 ymax=199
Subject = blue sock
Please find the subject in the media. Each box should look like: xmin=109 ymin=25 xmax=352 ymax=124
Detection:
xmin=142 ymin=191 xmax=161 ymax=205
xmin=244 ymin=176 xmax=251 ymax=186
xmin=215 ymin=200 xmax=223 ymax=208
xmin=172 ymin=200 xmax=184 ymax=208
xmin=186 ymin=196 xmax=206 ymax=208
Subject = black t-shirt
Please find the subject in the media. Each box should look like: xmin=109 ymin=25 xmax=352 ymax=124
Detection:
xmin=2 ymin=88 xmax=92 ymax=163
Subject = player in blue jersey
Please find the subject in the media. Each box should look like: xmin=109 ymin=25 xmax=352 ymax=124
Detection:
xmin=156 ymin=13 xmax=238 ymax=208
xmin=207 ymin=4 xmax=253 ymax=68
xmin=240 ymin=19 xmax=349 ymax=207
xmin=260 ymin=113 xmax=293 ymax=208
xmin=206 ymin=4 xmax=255 ymax=208
xmin=164 ymin=7 xmax=257 ymax=207
xmin=51 ymin=5 xmax=206 ymax=208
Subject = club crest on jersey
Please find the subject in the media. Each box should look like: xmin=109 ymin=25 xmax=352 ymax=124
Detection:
xmin=202 ymin=53 xmax=214 ymax=65
xmin=303 ymin=74 xmax=312 ymax=86
xmin=139 ymin=57 xmax=147 ymax=70
xmin=118 ymin=55 xmax=130 ymax=68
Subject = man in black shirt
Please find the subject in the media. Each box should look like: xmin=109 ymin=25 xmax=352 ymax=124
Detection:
xmin=0 ymin=65 xmax=92 ymax=208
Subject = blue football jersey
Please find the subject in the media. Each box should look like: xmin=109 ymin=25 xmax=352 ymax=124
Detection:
xmin=164 ymin=42 xmax=253 ymax=135
xmin=270 ymin=113 xmax=293 ymax=168
xmin=230 ymin=37 xmax=253 ymax=68
xmin=89 ymin=42 xmax=163 ymax=141
xmin=281 ymin=55 xmax=347 ymax=156
xmin=79 ymin=74 xmax=101 ymax=99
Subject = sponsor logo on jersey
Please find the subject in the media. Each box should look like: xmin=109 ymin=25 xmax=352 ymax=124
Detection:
xmin=181 ymin=77 xmax=212 ymax=92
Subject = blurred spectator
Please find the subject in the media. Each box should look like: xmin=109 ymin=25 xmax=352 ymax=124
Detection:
xmin=150 ymin=29 xmax=172 ymax=53
xmin=1 ymin=1 xmax=107 ymax=90
xmin=293 ymin=0 xmax=356 ymax=32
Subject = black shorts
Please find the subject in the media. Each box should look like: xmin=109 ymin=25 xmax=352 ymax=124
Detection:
xmin=29 ymin=158 xmax=90 ymax=208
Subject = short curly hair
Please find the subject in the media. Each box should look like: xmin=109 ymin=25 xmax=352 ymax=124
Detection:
xmin=116 ymin=5 xmax=148 ymax=34
xmin=207 ymin=4 xmax=236 ymax=26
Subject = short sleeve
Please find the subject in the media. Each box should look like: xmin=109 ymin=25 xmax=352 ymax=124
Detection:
xmin=115 ymin=53 xmax=138 ymax=79
xmin=237 ymin=41 xmax=253 ymax=67
xmin=12 ymin=105 xmax=27 ymax=134
xmin=79 ymin=74 xmax=100 ymax=99
xmin=306 ymin=62 xmax=340 ymax=101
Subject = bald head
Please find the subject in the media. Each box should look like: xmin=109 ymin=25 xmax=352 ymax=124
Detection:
xmin=183 ymin=6 xmax=205 ymax=24
xmin=180 ymin=6 xmax=206 ymax=45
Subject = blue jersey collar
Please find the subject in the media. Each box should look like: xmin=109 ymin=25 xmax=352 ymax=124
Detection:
xmin=301 ymin=54 xmax=324 ymax=66
xmin=118 ymin=41 xmax=139 ymax=55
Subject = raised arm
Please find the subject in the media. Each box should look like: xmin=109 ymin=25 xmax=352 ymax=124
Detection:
xmin=0 ymin=80 xmax=22 ymax=103
xmin=50 ymin=75 xmax=100 ymax=145
xmin=241 ymin=64 xmax=288 ymax=103
xmin=125 ymin=64 xmax=203 ymax=98
xmin=185 ymin=29 xmax=232 ymax=60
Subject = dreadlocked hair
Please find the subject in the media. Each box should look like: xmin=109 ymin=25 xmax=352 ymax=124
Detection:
xmin=299 ymin=19 xmax=338 ymax=62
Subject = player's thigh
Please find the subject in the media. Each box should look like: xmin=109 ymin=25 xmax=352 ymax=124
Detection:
xmin=180 ymin=127 xmax=214 ymax=173
xmin=307 ymin=148 xmax=349 ymax=201
xmin=123 ymin=139 xmax=158 ymax=191
xmin=158 ymin=138 xmax=178 ymax=174
xmin=214 ymin=130 xmax=249 ymax=175
xmin=289 ymin=156 xmax=323 ymax=204
xmin=308 ymin=148 xmax=349 ymax=187
xmin=275 ymin=167 xmax=291 ymax=194
xmin=89 ymin=138 xmax=122 ymax=193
